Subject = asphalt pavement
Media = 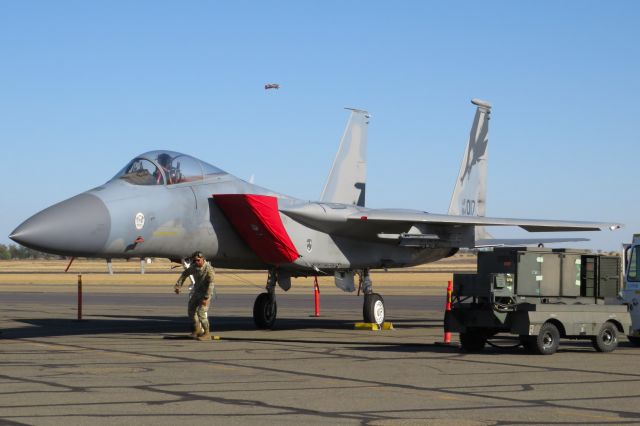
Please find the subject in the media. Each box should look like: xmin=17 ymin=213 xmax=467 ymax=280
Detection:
xmin=2 ymin=289 xmax=640 ymax=425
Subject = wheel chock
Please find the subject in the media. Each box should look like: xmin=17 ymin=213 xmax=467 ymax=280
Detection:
xmin=354 ymin=322 xmax=394 ymax=330
xmin=355 ymin=322 xmax=380 ymax=330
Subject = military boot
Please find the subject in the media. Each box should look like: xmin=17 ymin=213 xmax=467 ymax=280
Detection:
xmin=197 ymin=331 xmax=211 ymax=341
xmin=190 ymin=324 xmax=203 ymax=339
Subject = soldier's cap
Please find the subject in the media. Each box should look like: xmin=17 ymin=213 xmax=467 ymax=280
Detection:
xmin=191 ymin=251 xmax=205 ymax=260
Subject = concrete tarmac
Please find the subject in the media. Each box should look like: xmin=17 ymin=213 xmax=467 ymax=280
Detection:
xmin=2 ymin=288 xmax=640 ymax=425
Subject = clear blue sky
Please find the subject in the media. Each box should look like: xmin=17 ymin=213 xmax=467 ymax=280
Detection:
xmin=1 ymin=1 xmax=638 ymax=251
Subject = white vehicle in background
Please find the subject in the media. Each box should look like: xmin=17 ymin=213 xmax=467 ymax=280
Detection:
xmin=621 ymin=234 xmax=640 ymax=346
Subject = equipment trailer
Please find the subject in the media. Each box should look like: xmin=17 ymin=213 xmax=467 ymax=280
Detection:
xmin=620 ymin=234 xmax=640 ymax=345
xmin=445 ymin=247 xmax=631 ymax=355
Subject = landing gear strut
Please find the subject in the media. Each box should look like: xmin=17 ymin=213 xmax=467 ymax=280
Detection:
xmin=253 ymin=270 xmax=278 ymax=329
xmin=360 ymin=269 xmax=385 ymax=325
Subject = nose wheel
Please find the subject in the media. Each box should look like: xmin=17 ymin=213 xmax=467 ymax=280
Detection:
xmin=253 ymin=292 xmax=277 ymax=329
xmin=254 ymin=270 xmax=278 ymax=329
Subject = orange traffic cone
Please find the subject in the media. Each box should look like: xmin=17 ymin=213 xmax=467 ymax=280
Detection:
xmin=436 ymin=280 xmax=453 ymax=345
xmin=312 ymin=276 xmax=320 ymax=317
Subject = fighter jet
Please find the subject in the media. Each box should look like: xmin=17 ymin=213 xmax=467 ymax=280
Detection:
xmin=9 ymin=99 xmax=621 ymax=328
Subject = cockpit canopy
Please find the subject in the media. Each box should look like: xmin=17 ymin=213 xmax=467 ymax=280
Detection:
xmin=113 ymin=150 xmax=225 ymax=186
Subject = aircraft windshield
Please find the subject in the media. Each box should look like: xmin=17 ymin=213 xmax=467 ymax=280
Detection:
xmin=117 ymin=159 xmax=163 ymax=185
xmin=113 ymin=150 xmax=225 ymax=185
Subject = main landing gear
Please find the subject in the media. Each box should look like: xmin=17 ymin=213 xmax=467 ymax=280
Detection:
xmin=360 ymin=269 xmax=385 ymax=326
xmin=253 ymin=270 xmax=278 ymax=329
xmin=252 ymin=268 xmax=387 ymax=328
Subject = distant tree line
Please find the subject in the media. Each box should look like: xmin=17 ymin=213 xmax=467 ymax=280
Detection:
xmin=0 ymin=244 xmax=620 ymax=260
xmin=0 ymin=244 xmax=64 ymax=260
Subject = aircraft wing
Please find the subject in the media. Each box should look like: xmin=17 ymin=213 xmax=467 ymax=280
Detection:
xmin=281 ymin=203 xmax=621 ymax=244
xmin=351 ymin=210 xmax=621 ymax=232
xmin=474 ymin=237 xmax=589 ymax=247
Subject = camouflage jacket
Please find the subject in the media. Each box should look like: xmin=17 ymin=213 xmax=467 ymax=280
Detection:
xmin=177 ymin=262 xmax=215 ymax=300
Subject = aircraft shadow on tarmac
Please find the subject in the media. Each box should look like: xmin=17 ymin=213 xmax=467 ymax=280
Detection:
xmin=1 ymin=316 xmax=188 ymax=339
xmin=0 ymin=315 xmax=446 ymax=356
xmin=6 ymin=316 xmax=636 ymax=355
xmin=1 ymin=314 xmax=402 ymax=339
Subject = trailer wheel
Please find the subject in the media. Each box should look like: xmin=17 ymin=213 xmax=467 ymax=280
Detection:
xmin=592 ymin=322 xmax=618 ymax=352
xmin=534 ymin=322 xmax=560 ymax=355
xmin=460 ymin=329 xmax=488 ymax=352
xmin=628 ymin=336 xmax=640 ymax=346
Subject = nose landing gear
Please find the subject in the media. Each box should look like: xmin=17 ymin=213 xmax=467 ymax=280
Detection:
xmin=253 ymin=270 xmax=278 ymax=329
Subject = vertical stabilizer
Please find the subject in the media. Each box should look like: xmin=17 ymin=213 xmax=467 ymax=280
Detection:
xmin=448 ymin=99 xmax=492 ymax=239
xmin=321 ymin=108 xmax=370 ymax=206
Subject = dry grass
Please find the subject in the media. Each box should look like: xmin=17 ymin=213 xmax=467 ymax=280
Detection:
xmin=0 ymin=254 xmax=477 ymax=295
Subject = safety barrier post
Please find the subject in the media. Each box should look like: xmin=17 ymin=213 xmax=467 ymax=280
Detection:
xmin=77 ymin=274 xmax=83 ymax=321
xmin=313 ymin=276 xmax=320 ymax=317
xmin=435 ymin=280 xmax=453 ymax=345
xmin=443 ymin=280 xmax=452 ymax=343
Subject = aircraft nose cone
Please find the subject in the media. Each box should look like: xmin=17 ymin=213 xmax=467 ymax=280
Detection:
xmin=9 ymin=193 xmax=111 ymax=256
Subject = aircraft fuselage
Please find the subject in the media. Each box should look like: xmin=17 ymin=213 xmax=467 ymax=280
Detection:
xmin=10 ymin=172 xmax=451 ymax=273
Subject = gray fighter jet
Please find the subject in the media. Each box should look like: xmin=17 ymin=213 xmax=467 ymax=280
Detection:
xmin=9 ymin=99 xmax=621 ymax=328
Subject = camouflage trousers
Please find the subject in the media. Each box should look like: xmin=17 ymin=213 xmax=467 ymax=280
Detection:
xmin=188 ymin=295 xmax=211 ymax=334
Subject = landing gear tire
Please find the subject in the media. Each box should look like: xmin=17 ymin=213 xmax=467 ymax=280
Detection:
xmin=363 ymin=293 xmax=385 ymax=325
xmin=253 ymin=292 xmax=277 ymax=329
xmin=534 ymin=322 xmax=560 ymax=355
xmin=460 ymin=329 xmax=488 ymax=352
xmin=592 ymin=322 xmax=618 ymax=353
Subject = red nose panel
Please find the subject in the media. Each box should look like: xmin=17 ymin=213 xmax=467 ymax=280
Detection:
xmin=213 ymin=194 xmax=299 ymax=265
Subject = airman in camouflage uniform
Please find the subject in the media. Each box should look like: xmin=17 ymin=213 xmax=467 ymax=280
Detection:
xmin=174 ymin=251 xmax=215 ymax=341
